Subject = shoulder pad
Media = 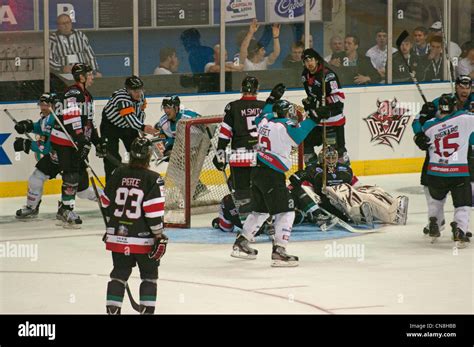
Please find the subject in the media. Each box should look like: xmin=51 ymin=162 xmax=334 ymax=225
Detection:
xmin=325 ymin=73 xmax=336 ymax=81
xmin=224 ymin=103 xmax=232 ymax=111
xmin=64 ymin=88 xmax=81 ymax=98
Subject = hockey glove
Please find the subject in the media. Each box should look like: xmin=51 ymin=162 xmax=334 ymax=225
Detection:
xmin=95 ymin=138 xmax=108 ymax=158
xmin=14 ymin=120 xmax=34 ymax=134
xmin=314 ymin=105 xmax=332 ymax=120
xmin=413 ymin=132 xmax=430 ymax=151
xmin=149 ymin=233 xmax=168 ymax=262
xmin=266 ymin=83 xmax=286 ymax=104
xmin=212 ymin=151 xmax=226 ymax=171
xmin=302 ymin=96 xmax=316 ymax=112
xmin=310 ymin=209 xmax=333 ymax=226
xmin=420 ymin=102 xmax=436 ymax=119
xmin=13 ymin=137 xmax=31 ymax=154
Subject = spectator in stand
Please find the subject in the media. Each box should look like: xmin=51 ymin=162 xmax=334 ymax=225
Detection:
xmin=282 ymin=41 xmax=305 ymax=71
xmin=324 ymin=35 xmax=344 ymax=64
xmin=204 ymin=44 xmax=243 ymax=73
xmin=180 ymin=28 xmax=214 ymax=74
xmin=49 ymin=14 xmax=102 ymax=78
xmin=240 ymin=19 xmax=281 ymax=71
xmin=300 ymin=33 xmax=314 ymax=48
xmin=456 ymin=43 xmax=474 ymax=79
xmin=429 ymin=21 xmax=462 ymax=58
xmin=365 ymin=28 xmax=397 ymax=80
xmin=421 ymin=36 xmax=444 ymax=82
xmin=411 ymin=26 xmax=430 ymax=57
xmin=390 ymin=35 xmax=423 ymax=83
xmin=153 ymin=47 xmax=179 ymax=75
xmin=330 ymin=34 xmax=381 ymax=86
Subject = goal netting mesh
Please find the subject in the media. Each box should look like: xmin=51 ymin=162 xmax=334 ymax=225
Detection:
xmin=162 ymin=116 xmax=303 ymax=228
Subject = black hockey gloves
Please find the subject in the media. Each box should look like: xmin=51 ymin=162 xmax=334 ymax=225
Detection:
xmin=419 ymin=102 xmax=436 ymax=125
xmin=413 ymin=132 xmax=430 ymax=151
xmin=95 ymin=138 xmax=108 ymax=158
xmin=266 ymin=83 xmax=286 ymax=104
xmin=14 ymin=120 xmax=34 ymax=134
xmin=149 ymin=233 xmax=168 ymax=262
xmin=13 ymin=137 xmax=31 ymax=154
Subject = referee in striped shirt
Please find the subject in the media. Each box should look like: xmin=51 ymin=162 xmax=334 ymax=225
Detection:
xmin=101 ymin=76 xmax=156 ymax=182
xmin=50 ymin=14 xmax=102 ymax=77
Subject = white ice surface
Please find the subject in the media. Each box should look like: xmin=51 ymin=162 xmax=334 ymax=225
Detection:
xmin=0 ymin=173 xmax=472 ymax=314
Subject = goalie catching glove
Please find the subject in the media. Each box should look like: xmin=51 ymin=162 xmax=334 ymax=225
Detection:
xmin=149 ymin=233 xmax=168 ymax=262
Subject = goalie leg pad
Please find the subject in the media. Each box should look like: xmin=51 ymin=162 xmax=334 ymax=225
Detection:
xmin=273 ymin=211 xmax=295 ymax=248
xmin=355 ymin=185 xmax=398 ymax=224
xmin=325 ymin=183 xmax=364 ymax=223
xmin=26 ymin=169 xmax=49 ymax=209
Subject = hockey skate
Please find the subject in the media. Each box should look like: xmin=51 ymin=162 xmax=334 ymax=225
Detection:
xmin=56 ymin=203 xmax=82 ymax=229
xmin=15 ymin=200 xmax=41 ymax=220
xmin=423 ymin=219 xmax=445 ymax=235
xmin=451 ymin=222 xmax=470 ymax=249
xmin=231 ymin=234 xmax=258 ymax=259
xmin=271 ymin=245 xmax=299 ymax=267
xmin=211 ymin=217 xmax=220 ymax=229
xmin=394 ymin=196 xmax=409 ymax=225
xmin=427 ymin=217 xmax=440 ymax=243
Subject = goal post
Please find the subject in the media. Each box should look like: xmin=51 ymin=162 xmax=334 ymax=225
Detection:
xmin=162 ymin=115 xmax=304 ymax=228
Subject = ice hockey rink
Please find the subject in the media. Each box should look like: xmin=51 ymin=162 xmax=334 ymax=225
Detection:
xmin=0 ymin=172 xmax=472 ymax=314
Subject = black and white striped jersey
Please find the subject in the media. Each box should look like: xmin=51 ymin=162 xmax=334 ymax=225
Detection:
xmin=49 ymin=30 xmax=99 ymax=72
xmin=101 ymin=88 xmax=147 ymax=131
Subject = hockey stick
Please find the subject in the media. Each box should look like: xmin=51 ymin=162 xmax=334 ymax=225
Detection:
xmin=435 ymin=6 xmax=455 ymax=96
xmin=321 ymin=63 xmax=328 ymax=192
xmin=125 ymin=284 xmax=140 ymax=312
xmin=49 ymin=108 xmax=105 ymax=189
xmin=395 ymin=31 xmax=428 ymax=103
xmin=3 ymin=109 xmax=36 ymax=142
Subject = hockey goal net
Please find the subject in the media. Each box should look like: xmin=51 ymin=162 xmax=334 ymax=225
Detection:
xmin=162 ymin=115 xmax=304 ymax=228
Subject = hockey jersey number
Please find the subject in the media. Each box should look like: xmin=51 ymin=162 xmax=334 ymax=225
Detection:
xmin=114 ymin=187 xmax=144 ymax=219
xmin=433 ymin=132 xmax=459 ymax=158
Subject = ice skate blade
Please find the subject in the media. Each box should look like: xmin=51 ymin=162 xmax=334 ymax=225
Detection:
xmin=271 ymin=259 xmax=299 ymax=267
xmin=231 ymin=249 xmax=257 ymax=260
xmin=62 ymin=222 xmax=82 ymax=230
xmin=453 ymin=241 xmax=468 ymax=249
xmin=15 ymin=215 xmax=38 ymax=221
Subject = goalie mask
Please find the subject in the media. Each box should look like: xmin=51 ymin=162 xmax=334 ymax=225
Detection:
xmin=319 ymin=146 xmax=338 ymax=172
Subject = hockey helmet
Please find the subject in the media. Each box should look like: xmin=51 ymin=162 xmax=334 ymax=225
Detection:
xmin=38 ymin=92 xmax=58 ymax=105
xmin=71 ymin=63 xmax=92 ymax=81
xmin=438 ymin=93 xmax=456 ymax=114
xmin=241 ymin=76 xmax=259 ymax=94
xmin=455 ymin=75 xmax=472 ymax=88
xmin=301 ymin=48 xmax=323 ymax=62
xmin=162 ymin=95 xmax=180 ymax=109
xmin=273 ymin=99 xmax=292 ymax=118
xmin=319 ymin=146 xmax=338 ymax=170
xmin=125 ymin=75 xmax=144 ymax=90
xmin=130 ymin=137 xmax=152 ymax=160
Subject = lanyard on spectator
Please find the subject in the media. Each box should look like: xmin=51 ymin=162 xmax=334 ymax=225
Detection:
xmin=431 ymin=59 xmax=442 ymax=77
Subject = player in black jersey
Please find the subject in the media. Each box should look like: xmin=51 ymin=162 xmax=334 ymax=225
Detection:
xmin=101 ymin=76 xmax=156 ymax=182
xmin=101 ymin=137 xmax=168 ymax=315
xmin=50 ymin=63 xmax=107 ymax=228
xmin=212 ymin=76 xmax=286 ymax=230
xmin=301 ymin=48 xmax=348 ymax=163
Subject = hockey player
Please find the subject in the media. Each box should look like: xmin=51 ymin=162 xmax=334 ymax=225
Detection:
xmin=101 ymin=137 xmax=168 ymax=315
xmin=154 ymin=95 xmax=200 ymax=157
xmin=50 ymin=63 xmax=107 ymax=228
xmin=412 ymin=75 xmax=473 ymax=235
xmin=101 ymin=76 xmax=156 ymax=182
xmin=290 ymin=146 xmax=408 ymax=226
xmin=301 ymin=48 xmax=348 ymax=163
xmin=231 ymin=99 xmax=326 ymax=267
xmin=421 ymin=94 xmax=473 ymax=245
xmin=212 ymin=76 xmax=286 ymax=231
xmin=14 ymin=93 xmax=61 ymax=218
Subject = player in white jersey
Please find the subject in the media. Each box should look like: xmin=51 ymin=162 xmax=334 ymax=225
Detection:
xmin=230 ymin=99 xmax=327 ymax=267
xmin=422 ymin=94 xmax=473 ymax=246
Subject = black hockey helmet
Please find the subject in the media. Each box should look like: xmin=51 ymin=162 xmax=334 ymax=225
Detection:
xmin=125 ymin=75 xmax=144 ymax=90
xmin=71 ymin=63 xmax=92 ymax=81
xmin=455 ymin=75 xmax=472 ymax=88
xmin=38 ymin=92 xmax=58 ymax=105
xmin=273 ymin=99 xmax=292 ymax=118
xmin=162 ymin=95 xmax=180 ymax=109
xmin=302 ymin=48 xmax=323 ymax=62
xmin=130 ymin=137 xmax=152 ymax=160
xmin=438 ymin=93 xmax=456 ymax=114
xmin=241 ymin=76 xmax=259 ymax=94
